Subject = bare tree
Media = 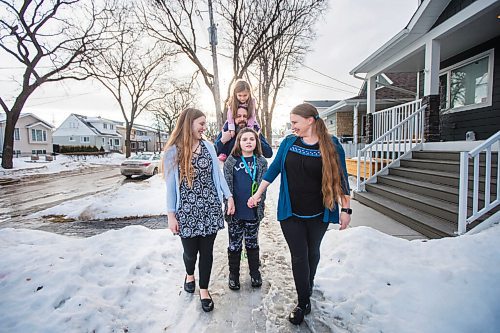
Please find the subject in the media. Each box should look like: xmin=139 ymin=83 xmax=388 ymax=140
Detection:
xmin=85 ymin=5 xmax=175 ymax=157
xmin=0 ymin=0 xmax=113 ymax=169
xmin=148 ymin=75 xmax=199 ymax=135
xmin=138 ymin=0 xmax=225 ymax=128
xmin=250 ymin=1 xmax=325 ymax=141
xmin=217 ymin=0 xmax=326 ymax=104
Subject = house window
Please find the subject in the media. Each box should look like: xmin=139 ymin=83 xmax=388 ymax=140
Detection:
xmin=31 ymin=129 xmax=47 ymax=142
xmin=103 ymin=123 xmax=108 ymax=129
xmin=439 ymin=49 xmax=493 ymax=112
xmin=69 ymin=136 xmax=75 ymax=142
xmin=14 ymin=128 xmax=20 ymax=140
xmin=114 ymin=139 xmax=120 ymax=146
xmin=81 ymin=136 xmax=90 ymax=143
xmin=102 ymin=138 xmax=105 ymax=144
xmin=31 ymin=149 xmax=46 ymax=155
xmin=110 ymin=124 xmax=114 ymax=130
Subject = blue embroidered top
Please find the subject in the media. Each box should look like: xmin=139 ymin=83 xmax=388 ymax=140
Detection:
xmin=263 ymin=134 xmax=350 ymax=223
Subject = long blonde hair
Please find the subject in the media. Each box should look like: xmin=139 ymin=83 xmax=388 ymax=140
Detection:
xmin=229 ymin=79 xmax=255 ymax=120
xmin=291 ymin=103 xmax=346 ymax=210
xmin=164 ymin=108 xmax=205 ymax=188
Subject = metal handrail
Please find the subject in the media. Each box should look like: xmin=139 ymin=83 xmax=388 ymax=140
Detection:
xmin=457 ymin=131 xmax=500 ymax=235
xmin=356 ymin=105 xmax=426 ymax=192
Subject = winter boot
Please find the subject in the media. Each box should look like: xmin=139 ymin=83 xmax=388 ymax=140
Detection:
xmin=246 ymin=247 xmax=262 ymax=288
xmin=228 ymin=250 xmax=241 ymax=290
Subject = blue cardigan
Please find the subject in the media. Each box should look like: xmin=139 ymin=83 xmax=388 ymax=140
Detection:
xmin=263 ymin=135 xmax=350 ymax=223
xmin=163 ymin=140 xmax=232 ymax=213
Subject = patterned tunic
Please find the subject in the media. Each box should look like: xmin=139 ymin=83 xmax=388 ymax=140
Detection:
xmin=176 ymin=142 xmax=225 ymax=238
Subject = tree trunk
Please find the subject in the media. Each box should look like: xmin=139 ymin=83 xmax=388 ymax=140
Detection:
xmin=125 ymin=124 xmax=132 ymax=158
xmin=1 ymin=93 xmax=31 ymax=169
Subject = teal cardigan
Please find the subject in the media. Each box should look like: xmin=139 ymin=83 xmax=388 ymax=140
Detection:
xmin=263 ymin=135 xmax=350 ymax=223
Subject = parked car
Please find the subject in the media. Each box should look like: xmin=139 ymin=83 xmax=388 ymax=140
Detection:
xmin=120 ymin=152 xmax=161 ymax=178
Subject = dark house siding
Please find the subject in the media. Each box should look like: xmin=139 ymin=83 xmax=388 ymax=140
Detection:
xmin=431 ymin=0 xmax=477 ymax=29
xmin=439 ymin=36 xmax=500 ymax=141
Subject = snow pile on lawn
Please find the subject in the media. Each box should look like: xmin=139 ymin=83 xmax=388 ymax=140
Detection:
xmin=32 ymin=175 xmax=166 ymax=220
xmin=0 ymin=154 xmax=125 ymax=177
xmin=1 ymin=223 xmax=499 ymax=333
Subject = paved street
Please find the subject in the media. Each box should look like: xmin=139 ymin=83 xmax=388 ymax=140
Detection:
xmin=0 ymin=165 xmax=164 ymax=233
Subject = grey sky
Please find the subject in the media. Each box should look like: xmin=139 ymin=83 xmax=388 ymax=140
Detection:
xmin=0 ymin=0 xmax=418 ymax=129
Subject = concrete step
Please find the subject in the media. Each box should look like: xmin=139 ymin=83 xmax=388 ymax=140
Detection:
xmin=412 ymin=151 xmax=499 ymax=163
xmin=400 ymin=158 xmax=498 ymax=174
xmin=366 ymin=183 xmax=458 ymax=223
xmin=377 ymin=174 xmax=485 ymax=205
xmin=389 ymin=167 xmax=498 ymax=192
xmin=353 ymin=190 xmax=456 ymax=238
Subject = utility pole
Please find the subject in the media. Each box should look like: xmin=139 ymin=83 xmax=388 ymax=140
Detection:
xmin=207 ymin=0 xmax=223 ymax=130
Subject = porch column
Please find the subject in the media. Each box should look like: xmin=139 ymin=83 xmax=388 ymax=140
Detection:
xmin=365 ymin=76 xmax=376 ymax=143
xmin=423 ymin=39 xmax=441 ymax=142
xmin=353 ymin=102 xmax=359 ymax=152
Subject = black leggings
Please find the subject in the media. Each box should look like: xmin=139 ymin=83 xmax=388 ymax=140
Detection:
xmin=180 ymin=233 xmax=217 ymax=289
xmin=280 ymin=217 xmax=329 ymax=307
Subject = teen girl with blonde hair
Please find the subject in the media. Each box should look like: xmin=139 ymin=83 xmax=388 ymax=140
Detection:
xmin=163 ymin=108 xmax=235 ymax=313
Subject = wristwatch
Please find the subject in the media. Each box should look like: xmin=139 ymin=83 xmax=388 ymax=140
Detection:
xmin=341 ymin=208 xmax=352 ymax=215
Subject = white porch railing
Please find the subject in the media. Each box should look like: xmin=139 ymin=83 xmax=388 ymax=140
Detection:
xmin=373 ymin=99 xmax=423 ymax=140
xmin=356 ymin=105 xmax=426 ymax=191
xmin=457 ymin=131 xmax=500 ymax=235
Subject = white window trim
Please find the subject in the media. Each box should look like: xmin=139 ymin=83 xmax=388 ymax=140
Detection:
xmin=439 ymin=49 xmax=494 ymax=114
xmin=31 ymin=129 xmax=47 ymax=142
xmin=80 ymin=136 xmax=90 ymax=143
xmin=69 ymin=136 xmax=75 ymax=142
xmin=14 ymin=128 xmax=20 ymax=140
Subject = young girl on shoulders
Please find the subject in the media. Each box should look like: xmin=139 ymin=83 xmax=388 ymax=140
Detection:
xmin=226 ymin=79 xmax=259 ymax=135
xmin=223 ymin=127 xmax=268 ymax=290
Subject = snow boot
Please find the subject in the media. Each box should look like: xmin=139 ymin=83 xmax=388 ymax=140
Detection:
xmin=228 ymin=250 xmax=241 ymax=290
xmin=247 ymin=247 xmax=262 ymax=288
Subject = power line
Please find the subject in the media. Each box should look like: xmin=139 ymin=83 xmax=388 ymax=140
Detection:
xmin=302 ymin=64 xmax=360 ymax=90
xmin=291 ymin=76 xmax=358 ymax=95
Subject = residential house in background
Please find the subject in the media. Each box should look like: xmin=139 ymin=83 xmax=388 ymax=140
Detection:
xmin=349 ymin=0 xmax=499 ymax=238
xmin=52 ymin=114 xmax=122 ymax=152
xmin=0 ymin=113 xmax=54 ymax=157
xmin=319 ymin=73 xmax=418 ymax=141
xmin=116 ymin=123 xmax=168 ymax=153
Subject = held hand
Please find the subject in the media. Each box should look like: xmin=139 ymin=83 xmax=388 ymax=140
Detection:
xmin=227 ymin=197 xmax=235 ymax=215
xmin=247 ymin=194 xmax=261 ymax=208
xmin=339 ymin=212 xmax=351 ymax=230
xmin=229 ymin=130 xmax=235 ymax=138
xmin=221 ymin=130 xmax=232 ymax=144
xmin=168 ymin=215 xmax=180 ymax=235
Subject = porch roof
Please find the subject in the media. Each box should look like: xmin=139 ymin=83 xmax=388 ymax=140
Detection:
xmin=350 ymin=0 xmax=500 ymax=75
xmin=320 ymin=98 xmax=409 ymax=118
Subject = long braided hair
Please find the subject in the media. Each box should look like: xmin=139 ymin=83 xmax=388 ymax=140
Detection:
xmin=290 ymin=103 xmax=346 ymax=209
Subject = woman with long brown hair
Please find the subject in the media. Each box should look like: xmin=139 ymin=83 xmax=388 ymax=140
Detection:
xmin=248 ymin=103 xmax=351 ymax=325
xmin=163 ymin=108 xmax=235 ymax=313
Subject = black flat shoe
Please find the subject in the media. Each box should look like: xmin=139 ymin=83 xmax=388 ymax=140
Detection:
xmin=184 ymin=275 xmax=195 ymax=293
xmin=200 ymin=292 xmax=214 ymax=312
xmin=288 ymin=302 xmax=311 ymax=325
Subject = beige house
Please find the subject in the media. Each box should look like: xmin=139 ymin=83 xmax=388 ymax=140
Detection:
xmin=0 ymin=113 xmax=54 ymax=157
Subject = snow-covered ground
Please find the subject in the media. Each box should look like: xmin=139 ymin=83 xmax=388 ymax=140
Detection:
xmin=0 ymin=154 xmax=125 ymax=178
xmin=0 ymin=153 xmax=125 ymax=178
xmin=1 ymin=216 xmax=499 ymax=332
xmin=1 ymin=156 xmax=500 ymax=332
xmin=31 ymin=175 xmax=166 ymax=221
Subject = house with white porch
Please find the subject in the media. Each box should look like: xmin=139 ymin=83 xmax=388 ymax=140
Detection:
xmin=0 ymin=113 xmax=54 ymax=157
xmin=350 ymin=0 xmax=499 ymax=238
xmin=52 ymin=114 xmax=122 ymax=153
xmin=116 ymin=123 xmax=168 ymax=153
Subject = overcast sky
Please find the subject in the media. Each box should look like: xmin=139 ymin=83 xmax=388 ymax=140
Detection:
xmin=0 ymin=0 xmax=418 ymax=129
